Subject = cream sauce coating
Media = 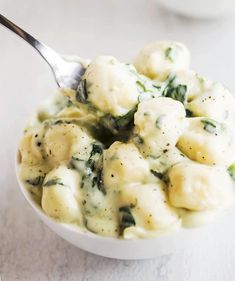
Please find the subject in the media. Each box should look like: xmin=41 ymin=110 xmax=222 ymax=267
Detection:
xmin=18 ymin=41 xmax=235 ymax=239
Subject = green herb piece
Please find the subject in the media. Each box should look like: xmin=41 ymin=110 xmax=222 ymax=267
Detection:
xmin=102 ymin=107 xmax=137 ymax=134
xmin=136 ymin=80 xmax=147 ymax=92
xmin=133 ymin=134 xmax=144 ymax=145
xmin=43 ymin=178 xmax=65 ymax=187
xmin=119 ymin=206 xmax=136 ymax=233
xmin=82 ymin=167 xmax=106 ymax=195
xmin=135 ymin=74 xmax=162 ymax=102
xmin=155 ymin=114 xmax=166 ymax=129
xmin=136 ymin=79 xmax=161 ymax=93
xmin=165 ymin=47 xmax=174 ymax=62
xmin=201 ymin=119 xmax=223 ymax=135
xmin=70 ymin=156 xmax=86 ymax=172
xmin=87 ymin=143 xmax=103 ymax=174
xmin=76 ymin=79 xmax=88 ymax=103
xmin=185 ymin=109 xmax=193 ymax=117
xmin=150 ymin=169 xmax=169 ymax=184
xmin=26 ymin=176 xmax=45 ymax=187
xmin=153 ymin=84 xmax=161 ymax=90
xmin=78 ymin=142 xmax=106 ymax=195
xmin=166 ymin=74 xmax=176 ymax=85
xmin=86 ymin=159 xmax=95 ymax=172
xmin=71 ymin=156 xmax=84 ymax=161
xmin=228 ymin=163 xmax=235 ymax=181
xmin=90 ymin=143 xmax=103 ymax=156
xmin=92 ymin=169 xmax=106 ymax=195
xmin=114 ymin=107 xmax=137 ymax=129
xmin=130 ymin=63 xmax=162 ymax=94
xmin=164 ymin=84 xmax=187 ymax=104
xmin=53 ymin=119 xmax=72 ymax=125
xmin=66 ymin=99 xmax=73 ymax=107
xmin=163 ymin=75 xmax=187 ymax=104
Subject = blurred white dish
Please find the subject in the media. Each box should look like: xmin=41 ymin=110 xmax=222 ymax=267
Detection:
xmin=16 ymin=161 xmax=235 ymax=259
xmin=156 ymin=0 xmax=235 ymax=18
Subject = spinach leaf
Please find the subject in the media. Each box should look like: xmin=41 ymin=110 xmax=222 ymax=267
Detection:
xmin=201 ymin=119 xmax=224 ymax=135
xmin=185 ymin=109 xmax=193 ymax=117
xmin=136 ymin=80 xmax=147 ymax=92
xmin=119 ymin=206 xmax=136 ymax=233
xmin=26 ymin=176 xmax=45 ymax=187
xmin=70 ymin=156 xmax=86 ymax=172
xmin=92 ymin=169 xmax=106 ymax=195
xmin=90 ymin=143 xmax=103 ymax=156
xmin=86 ymin=159 xmax=95 ymax=172
xmin=165 ymin=47 xmax=174 ymax=62
xmin=114 ymin=107 xmax=137 ymax=129
xmin=133 ymin=134 xmax=144 ymax=145
xmin=150 ymin=169 xmax=169 ymax=184
xmin=43 ymin=178 xmax=65 ymax=187
xmin=128 ymin=63 xmax=161 ymax=95
xmin=228 ymin=163 xmax=235 ymax=181
xmin=155 ymin=114 xmax=166 ymax=129
xmin=136 ymin=80 xmax=162 ymax=103
xmin=47 ymin=119 xmax=81 ymax=126
xmin=102 ymin=107 xmax=137 ymax=134
xmin=53 ymin=119 xmax=72 ymax=125
xmin=163 ymin=75 xmax=187 ymax=104
xmin=76 ymin=142 xmax=106 ymax=195
xmin=164 ymin=84 xmax=187 ymax=104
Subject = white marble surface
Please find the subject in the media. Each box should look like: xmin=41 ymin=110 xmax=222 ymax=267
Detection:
xmin=1 ymin=0 xmax=235 ymax=280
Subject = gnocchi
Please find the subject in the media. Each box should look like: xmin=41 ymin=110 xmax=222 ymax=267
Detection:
xmin=41 ymin=165 xmax=82 ymax=223
xmin=134 ymin=41 xmax=190 ymax=80
xmin=18 ymin=40 xmax=235 ymax=239
xmin=168 ymin=162 xmax=234 ymax=211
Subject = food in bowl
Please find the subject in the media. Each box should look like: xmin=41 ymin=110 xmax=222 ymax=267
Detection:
xmin=17 ymin=40 xmax=235 ymax=239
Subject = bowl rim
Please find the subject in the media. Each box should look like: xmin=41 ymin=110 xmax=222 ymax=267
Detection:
xmin=15 ymin=143 xmax=235 ymax=245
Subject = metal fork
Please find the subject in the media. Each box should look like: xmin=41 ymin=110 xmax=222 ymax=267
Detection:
xmin=0 ymin=14 xmax=85 ymax=89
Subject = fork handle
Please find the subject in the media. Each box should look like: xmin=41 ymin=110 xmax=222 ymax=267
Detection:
xmin=0 ymin=14 xmax=63 ymax=68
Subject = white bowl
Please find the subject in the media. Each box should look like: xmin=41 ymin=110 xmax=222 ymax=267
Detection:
xmin=156 ymin=0 xmax=235 ymax=18
xmin=16 ymin=160 xmax=235 ymax=260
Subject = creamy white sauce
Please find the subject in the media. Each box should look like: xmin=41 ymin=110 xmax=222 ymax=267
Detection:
xmin=18 ymin=41 xmax=235 ymax=239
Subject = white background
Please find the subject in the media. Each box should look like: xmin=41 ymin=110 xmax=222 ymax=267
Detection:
xmin=1 ymin=0 xmax=235 ymax=280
